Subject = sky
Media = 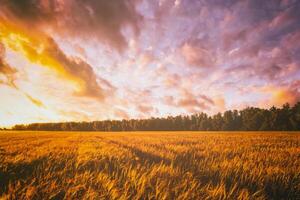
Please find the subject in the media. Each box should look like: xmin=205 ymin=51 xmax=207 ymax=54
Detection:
xmin=0 ymin=0 xmax=300 ymax=127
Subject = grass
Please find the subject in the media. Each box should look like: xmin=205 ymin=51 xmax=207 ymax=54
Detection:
xmin=0 ymin=131 xmax=299 ymax=199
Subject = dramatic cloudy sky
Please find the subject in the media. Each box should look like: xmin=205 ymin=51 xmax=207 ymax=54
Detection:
xmin=0 ymin=0 xmax=300 ymax=127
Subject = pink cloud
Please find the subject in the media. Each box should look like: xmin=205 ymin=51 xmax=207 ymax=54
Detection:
xmin=282 ymin=30 xmax=300 ymax=50
xmin=269 ymin=9 xmax=294 ymax=29
xmin=114 ymin=109 xmax=130 ymax=120
xmin=181 ymin=43 xmax=215 ymax=68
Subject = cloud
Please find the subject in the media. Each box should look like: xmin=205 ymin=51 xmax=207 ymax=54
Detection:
xmin=1 ymin=0 xmax=300 ymax=126
xmin=24 ymin=94 xmax=45 ymax=108
xmin=0 ymin=61 xmax=16 ymax=87
xmin=163 ymin=95 xmax=175 ymax=105
xmin=1 ymin=41 xmax=49 ymax=108
xmin=269 ymin=7 xmax=295 ymax=29
xmin=163 ymin=73 xmax=181 ymax=87
xmin=0 ymin=0 xmax=143 ymax=51
xmin=213 ymin=96 xmax=226 ymax=112
xmin=45 ymin=38 xmax=108 ymax=99
xmin=178 ymin=90 xmax=212 ymax=112
xmin=282 ymin=30 xmax=300 ymax=51
xmin=137 ymin=104 xmax=155 ymax=114
xmin=0 ymin=21 xmax=113 ymax=100
xmin=163 ymin=89 xmax=213 ymax=113
xmin=181 ymin=41 xmax=215 ymax=68
xmin=0 ymin=42 xmax=17 ymax=87
xmin=222 ymin=29 xmax=249 ymax=50
xmin=138 ymin=52 xmax=155 ymax=68
xmin=114 ymin=109 xmax=130 ymax=120
xmin=199 ymin=94 xmax=214 ymax=105
xmin=259 ymin=81 xmax=300 ymax=107
xmin=177 ymin=98 xmax=208 ymax=113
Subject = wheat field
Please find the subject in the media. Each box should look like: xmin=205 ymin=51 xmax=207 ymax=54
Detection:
xmin=0 ymin=131 xmax=299 ymax=199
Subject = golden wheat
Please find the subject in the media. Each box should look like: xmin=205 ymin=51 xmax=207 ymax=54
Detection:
xmin=0 ymin=131 xmax=299 ymax=199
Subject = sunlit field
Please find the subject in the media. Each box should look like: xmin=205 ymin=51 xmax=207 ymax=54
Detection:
xmin=0 ymin=131 xmax=299 ymax=199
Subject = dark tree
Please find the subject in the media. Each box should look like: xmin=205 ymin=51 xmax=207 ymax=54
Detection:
xmin=11 ymin=102 xmax=300 ymax=131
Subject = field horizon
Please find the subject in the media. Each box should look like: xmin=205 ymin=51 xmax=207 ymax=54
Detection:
xmin=6 ymin=102 xmax=300 ymax=132
xmin=0 ymin=131 xmax=299 ymax=199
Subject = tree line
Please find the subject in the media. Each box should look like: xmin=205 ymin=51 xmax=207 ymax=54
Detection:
xmin=11 ymin=102 xmax=300 ymax=131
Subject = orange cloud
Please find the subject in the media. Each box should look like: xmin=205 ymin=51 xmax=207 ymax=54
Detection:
xmin=25 ymin=94 xmax=45 ymax=108
xmin=0 ymin=42 xmax=17 ymax=87
xmin=213 ymin=96 xmax=226 ymax=112
xmin=0 ymin=20 xmax=109 ymax=100
xmin=260 ymin=84 xmax=300 ymax=107
xmin=114 ymin=109 xmax=130 ymax=120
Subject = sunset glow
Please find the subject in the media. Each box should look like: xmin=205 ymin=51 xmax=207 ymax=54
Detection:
xmin=0 ymin=0 xmax=300 ymax=127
